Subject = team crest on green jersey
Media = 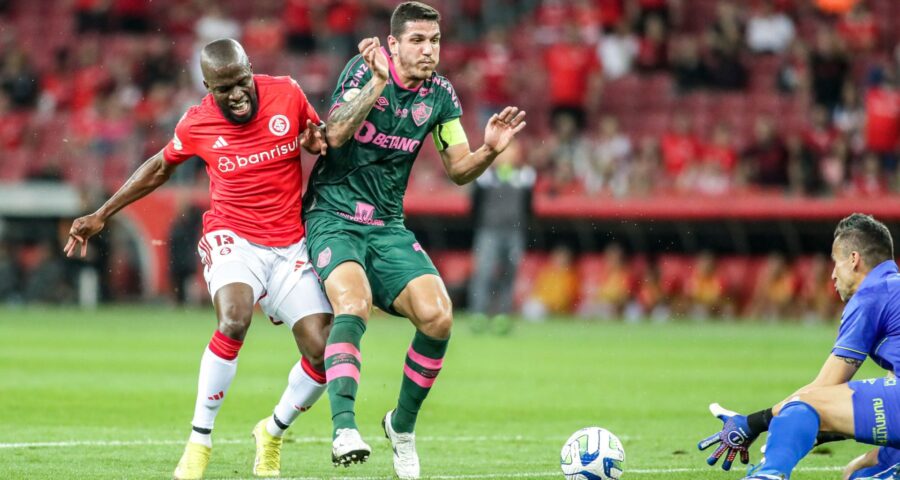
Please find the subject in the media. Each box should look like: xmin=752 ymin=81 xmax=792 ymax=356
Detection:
xmin=411 ymin=102 xmax=433 ymax=127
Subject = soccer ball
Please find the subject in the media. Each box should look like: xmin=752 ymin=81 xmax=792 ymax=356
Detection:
xmin=560 ymin=427 xmax=625 ymax=480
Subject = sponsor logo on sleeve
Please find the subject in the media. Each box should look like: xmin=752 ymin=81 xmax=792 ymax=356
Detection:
xmin=172 ymin=133 xmax=183 ymax=151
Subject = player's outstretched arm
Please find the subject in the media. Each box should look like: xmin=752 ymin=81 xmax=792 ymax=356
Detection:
xmin=325 ymin=38 xmax=389 ymax=148
xmin=438 ymin=106 xmax=526 ymax=185
xmin=65 ymin=150 xmax=176 ymax=258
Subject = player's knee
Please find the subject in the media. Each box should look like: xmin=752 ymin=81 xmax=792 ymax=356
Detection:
xmin=417 ymin=302 xmax=453 ymax=339
xmin=334 ymin=297 xmax=371 ymax=319
xmin=217 ymin=301 xmax=253 ymax=339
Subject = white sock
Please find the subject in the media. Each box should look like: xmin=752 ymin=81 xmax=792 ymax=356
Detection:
xmin=189 ymin=430 xmax=212 ymax=448
xmin=190 ymin=347 xmax=238 ymax=433
xmin=267 ymin=360 xmax=327 ymax=437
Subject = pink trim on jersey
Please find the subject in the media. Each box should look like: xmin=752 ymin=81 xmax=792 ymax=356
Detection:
xmin=384 ymin=47 xmax=423 ymax=92
xmin=325 ymin=342 xmax=361 ymax=361
xmin=327 ymin=363 xmax=360 ymax=383
xmin=406 ymin=347 xmax=444 ymax=370
xmin=403 ymin=364 xmax=438 ymax=388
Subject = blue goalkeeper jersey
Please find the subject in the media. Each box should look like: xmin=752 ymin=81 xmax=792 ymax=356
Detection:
xmin=833 ymin=260 xmax=900 ymax=373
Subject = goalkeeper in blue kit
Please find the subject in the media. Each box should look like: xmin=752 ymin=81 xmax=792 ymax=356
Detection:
xmin=699 ymin=213 xmax=900 ymax=480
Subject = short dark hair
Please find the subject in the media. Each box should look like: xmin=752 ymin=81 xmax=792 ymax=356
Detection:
xmin=834 ymin=213 xmax=894 ymax=268
xmin=391 ymin=2 xmax=441 ymax=37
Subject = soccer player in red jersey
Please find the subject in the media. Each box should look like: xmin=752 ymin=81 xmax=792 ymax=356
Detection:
xmin=65 ymin=39 xmax=330 ymax=479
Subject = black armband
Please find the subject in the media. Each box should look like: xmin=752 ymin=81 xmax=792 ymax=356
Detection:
xmin=746 ymin=408 xmax=774 ymax=435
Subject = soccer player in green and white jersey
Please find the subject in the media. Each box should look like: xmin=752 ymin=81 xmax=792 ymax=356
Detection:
xmin=301 ymin=2 xmax=526 ymax=478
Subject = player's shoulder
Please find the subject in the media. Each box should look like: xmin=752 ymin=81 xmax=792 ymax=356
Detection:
xmin=254 ymin=74 xmax=299 ymax=91
xmin=176 ymin=98 xmax=216 ymax=131
xmin=426 ymin=71 xmax=459 ymax=99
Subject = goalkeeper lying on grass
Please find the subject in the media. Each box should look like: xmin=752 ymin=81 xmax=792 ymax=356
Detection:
xmin=699 ymin=213 xmax=900 ymax=480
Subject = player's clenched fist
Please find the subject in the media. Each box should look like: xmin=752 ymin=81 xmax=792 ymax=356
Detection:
xmin=358 ymin=37 xmax=388 ymax=81
xmin=64 ymin=214 xmax=105 ymax=258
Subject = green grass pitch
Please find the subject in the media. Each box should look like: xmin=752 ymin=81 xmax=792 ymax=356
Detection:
xmin=0 ymin=307 xmax=883 ymax=479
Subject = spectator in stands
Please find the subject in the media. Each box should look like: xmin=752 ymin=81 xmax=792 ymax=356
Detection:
xmin=578 ymin=115 xmax=632 ymax=195
xmin=661 ymin=113 xmax=699 ymax=188
xmin=624 ymin=262 xmax=670 ymax=322
xmin=112 ymin=0 xmax=151 ymax=33
xmin=745 ymin=0 xmax=795 ymax=54
xmin=191 ymin=5 xmax=241 ymax=90
xmin=0 ymin=91 xmax=27 ymax=150
xmin=468 ymin=139 xmax=535 ymax=317
xmin=1 ymin=48 xmax=40 ymax=108
xmin=283 ymin=0 xmax=316 ymax=54
xmin=817 ymin=136 xmax=849 ymax=196
xmin=786 ymin=137 xmax=816 ymax=194
xmin=836 ymin=1 xmax=878 ymax=52
xmin=543 ymin=22 xmax=602 ymax=129
xmin=863 ymin=69 xmax=900 ymax=175
xmin=598 ymin=20 xmax=639 ymax=80
xmin=630 ymin=0 xmax=681 ymax=32
xmin=684 ymin=251 xmax=727 ymax=320
xmin=324 ymin=1 xmax=361 ymax=59
xmin=138 ymin=37 xmax=179 ymax=91
xmin=809 ymin=28 xmax=850 ymax=112
xmin=469 ymin=27 xmax=517 ymax=126
xmin=635 ymin=14 xmax=668 ymax=72
xmin=168 ymin=201 xmax=204 ymax=306
xmin=748 ymin=253 xmax=797 ymax=320
xmin=848 ymin=152 xmax=889 ymax=196
xmin=579 ymin=243 xmax=632 ymax=320
xmin=708 ymin=0 xmax=743 ymax=55
xmin=833 ymin=81 xmax=865 ymax=144
xmin=629 ymin=137 xmax=663 ymax=195
xmin=797 ymin=253 xmax=838 ymax=323
xmin=74 ymin=0 xmax=112 ymax=34
xmin=803 ymin=105 xmax=839 ymax=160
xmin=671 ymin=36 xmax=710 ymax=93
xmin=742 ymin=116 xmax=789 ymax=188
xmin=689 ymin=123 xmax=737 ymax=195
xmin=704 ymin=2 xmax=747 ymax=91
xmin=535 ymin=113 xmax=589 ymax=195
xmin=777 ymin=40 xmax=810 ymax=94
xmin=522 ymin=245 xmax=579 ymax=321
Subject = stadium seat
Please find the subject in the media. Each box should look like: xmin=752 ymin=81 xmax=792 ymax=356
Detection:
xmin=431 ymin=250 xmax=473 ymax=288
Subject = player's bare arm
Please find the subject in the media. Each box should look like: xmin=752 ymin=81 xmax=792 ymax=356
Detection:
xmin=325 ymin=38 xmax=389 ymax=148
xmin=438 ymin=106 xmax=526 ymax=185
xmin=772 ymin=353 xmax=861 ymax=413
xmin=65 ymin=150 xmax=176 ymax=258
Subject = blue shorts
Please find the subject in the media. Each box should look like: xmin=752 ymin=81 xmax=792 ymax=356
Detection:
xmin=850 ymin=377 xmax=900 ymax=447
xmin=848 ymin=447 xmax=900 ymax=479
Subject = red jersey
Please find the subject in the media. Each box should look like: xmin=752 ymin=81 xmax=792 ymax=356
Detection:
xmin=865 ymin=88 xmax=900 ymax=153
xmin=163 ymin=75 xmax=320 ymax=247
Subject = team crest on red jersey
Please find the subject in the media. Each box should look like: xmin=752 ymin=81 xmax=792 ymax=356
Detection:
xmin=269 ymin=115 xmax=290 ymax=136
xmin=411 ymin=102 xmax=432 ymax=127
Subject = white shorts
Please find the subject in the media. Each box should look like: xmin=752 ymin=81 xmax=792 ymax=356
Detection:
xmin=197 ymin=230 xmax=332 ymax=328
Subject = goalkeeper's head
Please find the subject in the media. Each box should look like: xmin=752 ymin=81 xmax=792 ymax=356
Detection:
xmin=831 ymin=213 xmax=894 ymax=301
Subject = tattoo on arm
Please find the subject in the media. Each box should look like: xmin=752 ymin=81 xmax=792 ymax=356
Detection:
xmin=841 ymin=357 xmax=864 ymax=367
xmin=328 ymin=80 xmax=382 ymax=138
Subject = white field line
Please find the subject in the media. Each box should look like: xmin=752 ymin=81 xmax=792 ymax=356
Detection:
xmin=0 ymin=436 xmax=846 ymax=478
xmin=0 ymin=435 xmax=636 ymax=449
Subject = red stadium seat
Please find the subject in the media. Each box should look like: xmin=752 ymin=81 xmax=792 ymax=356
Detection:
xmin=657 ymin=254 xmax=694 ymax=297
xmin=431 ymin=251 xmax=473 ymax=288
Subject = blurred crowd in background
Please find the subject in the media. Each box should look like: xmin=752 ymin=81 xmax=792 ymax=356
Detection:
xmin=0 ymin=0 xmax=897 ymax=318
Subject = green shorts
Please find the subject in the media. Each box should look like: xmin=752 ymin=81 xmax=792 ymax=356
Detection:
xmin=305 ymin=214 xmax=439 ymax=316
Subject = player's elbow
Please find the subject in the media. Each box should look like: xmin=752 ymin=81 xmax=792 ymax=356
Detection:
xmin=325 ymin=126 xmax=351 ymax=149
xmin=447 ymin=169 xmax=471 ymax=186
